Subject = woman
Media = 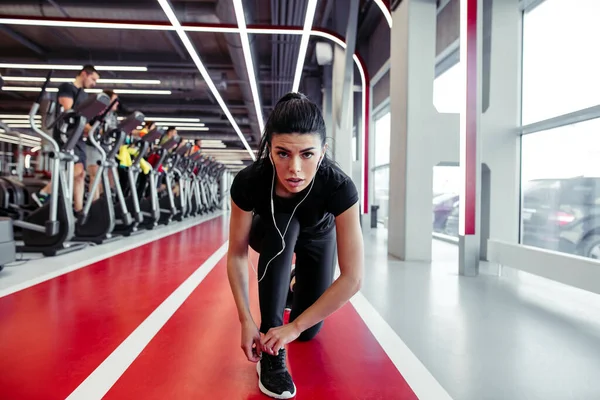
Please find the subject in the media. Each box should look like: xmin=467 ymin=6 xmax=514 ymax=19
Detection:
xmin=227 ymin=92 xmax=364 ymax=399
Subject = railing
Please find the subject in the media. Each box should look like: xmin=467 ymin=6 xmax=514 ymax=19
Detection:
xmin=487 ymin=239 xmax=600 ymax=296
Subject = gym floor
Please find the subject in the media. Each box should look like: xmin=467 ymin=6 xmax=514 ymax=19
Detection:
xmin=1 ymin=214 xmax=599 ymax=399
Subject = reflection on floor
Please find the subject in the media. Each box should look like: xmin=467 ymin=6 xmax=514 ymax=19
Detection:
xmin=361 ymin=227 xmax=600 ymax=400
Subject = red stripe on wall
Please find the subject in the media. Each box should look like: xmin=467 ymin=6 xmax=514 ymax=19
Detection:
xmin=464 ymin=0 xmax=478 ymax=235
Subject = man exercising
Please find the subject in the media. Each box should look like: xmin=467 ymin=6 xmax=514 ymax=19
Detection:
xmin=32 ymin=65 xmax=100 ymax=213
xmin=86 ymin=89 xmax=119 ymax=201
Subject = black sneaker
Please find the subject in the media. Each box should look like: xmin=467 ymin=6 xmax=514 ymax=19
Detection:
xmin=257 ymin=349 xmax=296 ymax=399
xmin=31 ymin=192 xmax=50 ymax=208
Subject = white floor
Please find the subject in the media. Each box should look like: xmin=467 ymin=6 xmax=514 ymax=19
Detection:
xmin=360 ymin=227 xmax=600 ymax=400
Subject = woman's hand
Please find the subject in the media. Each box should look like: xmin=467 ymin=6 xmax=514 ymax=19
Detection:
xmin=241 ymin=320 xmax=262 ymax=362
xmin=260 ymin=322 xmax=302 ymax=356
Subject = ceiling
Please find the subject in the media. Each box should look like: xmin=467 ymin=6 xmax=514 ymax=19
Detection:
xmin=0 ymin=0 xmax=383 ymax=169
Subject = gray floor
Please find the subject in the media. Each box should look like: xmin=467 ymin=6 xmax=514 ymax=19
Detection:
xmin=360 ymin=227 xmax=600 ymax=400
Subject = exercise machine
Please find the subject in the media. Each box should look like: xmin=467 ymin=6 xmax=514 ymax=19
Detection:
xmin=19 ymin=77 xmax=110 ymax=256
xmin=74 ymin=111 xmax=144 ymax=244
xmin=113 ymin=127 xmax=162 ymax=236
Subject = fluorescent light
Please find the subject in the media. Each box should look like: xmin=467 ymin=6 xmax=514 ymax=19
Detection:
xmin=373 ymin=0 xmax=393 ymax=28
xmin=118 ymin=117 xmax=202 ymax=123
xmin=0 ymin=134 xmax=40 ymax=147
xmin=201 ymin=149 xmax=254 ymax=153
xmin=2 ymin=86 xmax=169 ymax=95
xmin=0 ymin=63 xmax=147 ymax=71
xmin=7 ymin=124 xmax=41 ymax=129
xmin=157 ymin=0 xmax=255 ymax=161
xmin=219 ymin=160 xmax=243 ymax=165
xmin=2 ymin=86 xmax=51 ymax=92
xmin=2 ymin=77 xmax=161 ymax=85
xmin=150 ymin=117 xmax=201 ymax=122
xmin=172 ymin=127 xmax=209 ymax=131
xmin=292 ymin=0 xmax=318 ymax=92
xmin=233 ymin=0 xmax=264 ymax=134
xmin=114 ymin=89 xmax=171 ymax=95
xmin=18 ymin=133 xmax=41 ymax=141
xmin=0 ymin=119 xmax=33 ymax=124
xmin=0 ymin=114 xmax=41 ymax=119
xmin=101 ymin=79 xmax=161 ymax=85
xmin=155 ymin=122 xmax=205 ymax=127
xmin=0 ymin=18 xmax=173 ymax=31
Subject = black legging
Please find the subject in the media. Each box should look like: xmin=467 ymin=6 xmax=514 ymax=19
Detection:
xmin=249 ymin=213 xmax=337 ymax=341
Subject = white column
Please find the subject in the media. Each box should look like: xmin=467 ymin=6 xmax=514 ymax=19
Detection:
xmin=480 ymin=0 xmax=522 ymax=252
xmin=388 ymin=0 xmax=451 ymax=261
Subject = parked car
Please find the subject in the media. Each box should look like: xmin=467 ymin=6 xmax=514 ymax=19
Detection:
xmin=521 ymin=176 xmax=600 ymax=258
xmin=432 ymin=193 xmax=459 ymax=232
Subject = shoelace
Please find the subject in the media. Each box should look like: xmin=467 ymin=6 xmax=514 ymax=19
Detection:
xmin=263 ymin=350 xmax=287 ymax=375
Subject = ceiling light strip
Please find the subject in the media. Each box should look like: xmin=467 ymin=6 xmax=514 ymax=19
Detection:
xmin=0 ymin=114 xmax=41 ymax=119
xmin=156 ymin=0 xmax=255 ymax=161
xmin=0 ymin=63 xmax=146 ymax=71
xmin=0 ymin=17 xmax=173 ymax=31
xmin=233 ymin=0 xmax=264 ymax=134
xmin=373 ymin=0 xmax=393 ymax=28
xmin=291 ymin=0 xmax=319 ymax=92
xmin=2 ymin=77 xmax=161 ymax=85
xmin=173 ymin=127 xmax=210 ymax=131
xmin=1 ymin=86 xmax=170 ymax=95
xmin=155 ymin=122 xmax=205 ymax=127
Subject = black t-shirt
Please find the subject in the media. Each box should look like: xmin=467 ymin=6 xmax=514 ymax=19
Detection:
xmin=230 ymin=158 xmax=359 ymax=237
xmin=57 ymin=82 xmax=88 ymax=109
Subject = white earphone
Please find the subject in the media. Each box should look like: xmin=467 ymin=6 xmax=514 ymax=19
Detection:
xmin=255 ymin=151 xmax=324 ymax=282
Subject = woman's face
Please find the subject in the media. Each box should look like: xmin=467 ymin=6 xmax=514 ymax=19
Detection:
xmin=269 ymin=133 xmax=326 ymax=195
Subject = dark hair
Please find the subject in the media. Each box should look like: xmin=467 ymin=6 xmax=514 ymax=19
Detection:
xmin=103 ymin=89 xmax=116 ymax=98
xmin=256 ymin=92 xmax=326 ymax=161
xmin=79 ymin=64 xmax=99 ymax=76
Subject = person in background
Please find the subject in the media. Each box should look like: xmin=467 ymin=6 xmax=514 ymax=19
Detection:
xmin=32 ymin=65 xmax=100 ymax=213
xmin=159 ymin=127 xmax=178 ymax=146
xmin=86 ymin=89 xmax=119 ymax=201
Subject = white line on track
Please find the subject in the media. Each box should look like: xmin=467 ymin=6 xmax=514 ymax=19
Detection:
xmin=350 ymin=292 xmax=454 ymax=400
xmin=65 ymin=241 xmax=229 ymax=400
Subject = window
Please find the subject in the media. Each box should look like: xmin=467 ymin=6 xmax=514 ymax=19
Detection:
xmin=352 ymin=127 xmax=358 ymax=162
xmin=374 ymin=112 xmax=390 ymax=166
xmin=433 ymin=61 xmax=463 ymax=114
xmin=372 ymin=111 xmax=391 ymax=225
xmin=520 ymin=118 xmax=600 ymax=258
xmin=373 ymin=165 xmax=389 ymax=225
xmin=433 ymin=166 xmax=460 ymax=236
xmin=522 ymin=0 xmax=600 ymax=125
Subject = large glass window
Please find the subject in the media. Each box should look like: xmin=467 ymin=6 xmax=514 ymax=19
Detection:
xmin=433 ymin=166 xmax=460 ymax=236
xmin=374 ymin=112 xmax=390 ymax=166
xmin=522 ymin=0 xmax=600 ymax=125
xmin=521 ymin=118 xmax=600 ymax=259
xmin=372 ymin=111 xmax=391 ymax=225
xmin=433 ymin=62 xmax=463 ymax=114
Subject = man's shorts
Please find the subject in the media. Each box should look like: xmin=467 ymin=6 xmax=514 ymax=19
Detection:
xmin=74 ymin=140 xmax=87 ymax=166
xmin=85 ymin=143 xmax=103 ymax=168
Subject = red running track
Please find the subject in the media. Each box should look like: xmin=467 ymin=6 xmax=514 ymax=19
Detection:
xmin=0 ymin=216 xmax=418 ymax=399
xmin=0 ymin=216 xmax=228 ymax=400
xmin=105 ymin=252 xmax=417 ymax=399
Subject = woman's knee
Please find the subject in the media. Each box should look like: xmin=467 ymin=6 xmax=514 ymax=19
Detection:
xmin=297 ymin=322 xmax=323 ymax=342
